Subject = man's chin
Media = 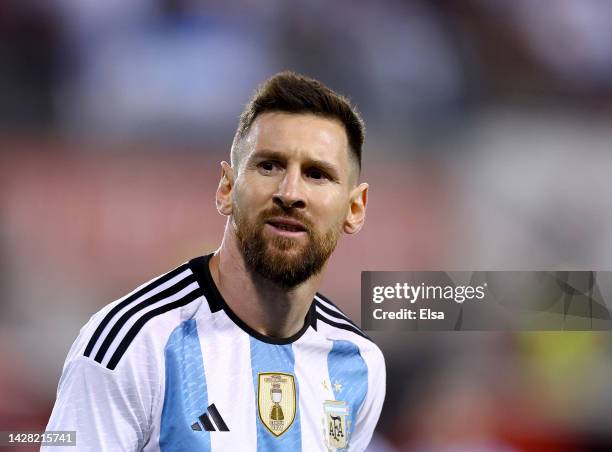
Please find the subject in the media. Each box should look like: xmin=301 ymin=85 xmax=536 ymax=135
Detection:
xmin=264 ymin=244 xmax=307 ymax=262
xmin=264 ymin=235 xmax=308 ymax=252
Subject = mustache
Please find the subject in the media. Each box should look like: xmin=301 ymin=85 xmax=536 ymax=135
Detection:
xmin=258 ymin=207 xmax=313 ymax=233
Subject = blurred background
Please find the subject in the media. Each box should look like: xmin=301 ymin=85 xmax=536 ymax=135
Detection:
xmin=2 ymin=0 xmax=612 ymax=450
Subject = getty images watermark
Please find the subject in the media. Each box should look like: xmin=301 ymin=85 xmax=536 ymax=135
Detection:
xmin=361 ymin=271 xmax=612 ymax=331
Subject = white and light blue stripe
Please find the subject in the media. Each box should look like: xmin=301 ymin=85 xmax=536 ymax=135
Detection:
xmin=160 ymin=319 xmax=211 ymax=451
xmin=249 ymin=338 xmax=302 ymax=452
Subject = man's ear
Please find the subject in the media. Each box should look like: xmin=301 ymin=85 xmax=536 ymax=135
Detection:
xmin=216 ymin=161 xmax=234 ymax=216
xmin=344 ymin=182 xmax=368 ymax=234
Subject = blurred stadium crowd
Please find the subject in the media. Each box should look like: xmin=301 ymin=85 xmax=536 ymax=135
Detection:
xmin=2 ymin=1 xmax=612 ymax=450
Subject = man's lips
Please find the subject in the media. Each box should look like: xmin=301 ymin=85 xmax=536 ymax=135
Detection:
xmin=265 ymin=217 xmax=308 ymax=233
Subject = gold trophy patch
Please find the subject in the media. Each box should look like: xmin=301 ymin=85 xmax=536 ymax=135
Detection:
xmin=257 ymin=372 xmax=296 ymax=436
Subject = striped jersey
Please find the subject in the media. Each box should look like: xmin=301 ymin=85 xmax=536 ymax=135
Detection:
xmin=44 ymin=254 xmax=386 ymax=451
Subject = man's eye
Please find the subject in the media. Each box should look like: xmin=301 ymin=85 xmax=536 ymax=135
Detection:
xmin=307 ymin=168 xmax=328 ymax=180
xmin=259 ymin=161 xmax=277 ymax=172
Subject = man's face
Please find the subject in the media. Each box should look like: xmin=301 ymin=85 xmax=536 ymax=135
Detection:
xmin=229 ymin=112 xmax=359 ymax=289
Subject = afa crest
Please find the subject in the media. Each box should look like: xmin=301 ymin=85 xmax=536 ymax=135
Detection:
xmin=257 ymin=372 xmax=296 ymax=437
xmin=323 ymin=400 xmax=350 ymax=450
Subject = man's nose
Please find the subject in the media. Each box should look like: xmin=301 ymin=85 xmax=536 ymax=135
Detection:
xmin=273 ymin=167 xmax=306 ymax=209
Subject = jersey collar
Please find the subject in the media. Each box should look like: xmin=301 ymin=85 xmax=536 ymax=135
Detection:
xmin=188 ymin=254 xmax=316 ymax=345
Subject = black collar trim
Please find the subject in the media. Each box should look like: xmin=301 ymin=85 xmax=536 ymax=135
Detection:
xmin=188 ymin=254 xmax=316 ymax=345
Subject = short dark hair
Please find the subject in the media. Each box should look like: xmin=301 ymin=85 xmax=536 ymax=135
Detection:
xmin=232 ymin=71 xmax=365 ymax=171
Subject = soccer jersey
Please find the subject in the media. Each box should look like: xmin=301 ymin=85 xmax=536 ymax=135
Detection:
xmin=44 ymin=254 xmax=386 ymax=451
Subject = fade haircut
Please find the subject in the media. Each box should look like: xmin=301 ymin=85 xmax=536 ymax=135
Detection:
xmin=231 ymin=71 xmax=365 ymax=172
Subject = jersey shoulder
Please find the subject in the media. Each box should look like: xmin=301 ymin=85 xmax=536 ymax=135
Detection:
xmin=314 ymin=293 xmax=379 ymax=347
xmin=313 ymin=292 xmax=370 ymax=341
xmin=74 ymin=261 xmax=204 ymax=371
xmin=313 ymin=292 xmax=385 ymax=371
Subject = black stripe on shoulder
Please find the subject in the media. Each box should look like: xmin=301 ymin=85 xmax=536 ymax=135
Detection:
xmin=107 ymin=289 xmax=202 ymax=370
xmin=93 ymin=274 xmax=197 ymax=363
xmin=83 ymin=263 xmax=191 ymax=358
xmin=315 ymin=299 xmax=360 ymax=330
xmin=315 ymin=293 xmax=356 ymax=321
xmin=316 ymin=312 xmax=372 ymax=342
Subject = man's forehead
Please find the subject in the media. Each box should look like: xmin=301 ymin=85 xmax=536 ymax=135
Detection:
xmin=244 ymin=112 xmax=349 ymax=161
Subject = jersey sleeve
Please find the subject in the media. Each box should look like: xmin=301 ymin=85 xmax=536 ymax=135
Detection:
xmin=43 ymin=313 xmax=162 ymax=452
xmin=349 ymin=345 xmax=386 ymax=451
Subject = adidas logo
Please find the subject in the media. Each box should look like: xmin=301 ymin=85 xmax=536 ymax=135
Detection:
xmin=191 ymin=403 xmax=230 ymax=432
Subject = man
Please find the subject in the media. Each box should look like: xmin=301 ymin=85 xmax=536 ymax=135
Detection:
xmin=45 ymin=71 xmax=385 ymax=451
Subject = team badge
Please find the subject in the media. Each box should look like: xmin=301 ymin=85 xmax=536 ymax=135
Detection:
xmin=323 ymin=400 xmax=350 ymax=450
xmin=257 ymin=372 xmax=296 ymax=437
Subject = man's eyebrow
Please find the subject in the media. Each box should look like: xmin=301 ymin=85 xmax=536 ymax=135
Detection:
xmin=248 ymin=149 xmax=287 ymax=162
xmin=305 ymin=158 xmax=341 ymax=180
xmin=250 ymin=149 xmax=341 ymax=179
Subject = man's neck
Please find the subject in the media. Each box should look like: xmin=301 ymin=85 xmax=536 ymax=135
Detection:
xmin=208 ymin=227 xmax=323 ymax=339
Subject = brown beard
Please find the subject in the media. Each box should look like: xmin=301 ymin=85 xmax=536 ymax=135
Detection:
xmin=233 ymin=206 xmax=341 ymax=289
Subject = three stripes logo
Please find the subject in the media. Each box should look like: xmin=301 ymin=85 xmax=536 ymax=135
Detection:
xmin=192 ymin=403 xmax=230 ymax=432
